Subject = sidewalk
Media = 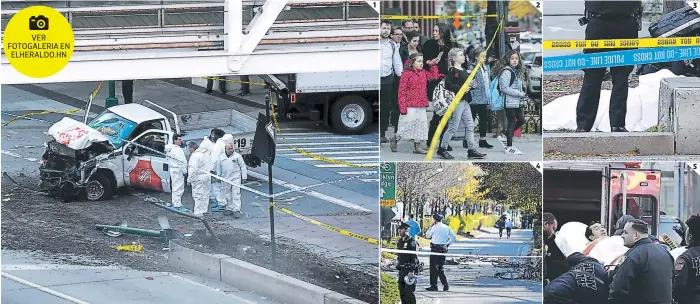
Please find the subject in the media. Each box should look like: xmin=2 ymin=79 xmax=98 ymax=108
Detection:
xmin=9 ymin=76 xmax=269 ymax=118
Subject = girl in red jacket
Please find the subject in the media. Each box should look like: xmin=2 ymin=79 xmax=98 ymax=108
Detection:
xmin=392 ymin=52 xmax=443 ymax=154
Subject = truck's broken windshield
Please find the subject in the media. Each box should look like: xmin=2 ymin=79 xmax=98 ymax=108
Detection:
xmin=88 ymin=112 xmax=137 ymax=149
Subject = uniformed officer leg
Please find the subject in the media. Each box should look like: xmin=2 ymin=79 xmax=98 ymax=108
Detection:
xmin=576 ymin=67 xmax=606 ymax=131
xmin=122 ymin=80 xmax=133 ymax=104
xmin=219 ymin=77 xmax=227 ymax=94
xmin=406 ymin=280 xmax=416 ymax=304
xmin=379 ymin=78 xmax=393 ymax=138
xmin=609 ymin=65 xmax=634 ymax=128
xmin=436 ymin=254 xmax=448 ymax=287
xmin=429 ymin=253 xmax=438 ymax=288
xmin=205 ymin=78 xmax=214 ymax=93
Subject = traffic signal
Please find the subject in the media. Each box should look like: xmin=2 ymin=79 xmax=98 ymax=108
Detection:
xmin=453 ymin=12 xmax=461 ymax=29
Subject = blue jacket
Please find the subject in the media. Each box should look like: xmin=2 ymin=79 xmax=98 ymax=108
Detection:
xmin=498 ymin=67 xmax=524 ymax=109
xmin=406 ymin=219 xmax=421 ymax=238
xmin=469 ymin=63 xmax=490 ymax=105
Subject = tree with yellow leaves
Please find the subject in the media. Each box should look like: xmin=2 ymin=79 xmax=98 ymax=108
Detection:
xmin=508 ymin=0 xmax=539 ymax=19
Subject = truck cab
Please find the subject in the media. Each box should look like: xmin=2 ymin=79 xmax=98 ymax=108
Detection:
xmin=40 ymin=100 xmax=180 ymax=201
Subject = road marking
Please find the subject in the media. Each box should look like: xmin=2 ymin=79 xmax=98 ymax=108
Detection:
xmin=247 ymin=171 xmax=371 ymax=212
xmin=279 ymin=151 xmax=378 ymax=156
xmin=359 ymin=179 xmax=379 ymax=183
xmin=277 ymin=146 xmax=378 ymax=151
xmin=337 ymin=171 xmax=378 ymax=175
xmin=2 ymin=264 xmax=121 ymax=271
xmin=277 ymin=141 xmax=374 ymax=146
xmin=283 ymin=136 xmax=353 ymax=140
xmin=164 ymin=273 xmax=257 ymax=304
xmin=291 ymin=156 xmax=379 ymax=161
xmin=314 ymin=163 xmax=377 ymax=168
xmin=1 ymin=271 xmax=92 ymax=304
xmin=2 ymin=150 xmax=42 ymax=164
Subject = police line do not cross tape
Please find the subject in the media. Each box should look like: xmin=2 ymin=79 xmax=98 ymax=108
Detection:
xmin=543 ymin=46 xmax=700 ymax=72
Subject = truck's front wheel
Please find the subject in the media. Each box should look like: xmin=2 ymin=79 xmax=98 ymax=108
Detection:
xmin=331 ymin=95 xmax=372 ymax=135
xmin=85 ymin=172 xmax=114 ymax=201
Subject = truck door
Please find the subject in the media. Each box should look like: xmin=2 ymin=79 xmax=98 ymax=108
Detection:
xmin=608 ymin=169 xmax=661 ymax=236
xmin=122 ymin=130 xmax=172 ymax=192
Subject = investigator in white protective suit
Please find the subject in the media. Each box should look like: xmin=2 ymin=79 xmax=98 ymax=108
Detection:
xmin=187 ymin=141 xmax=212 ymax=216
xmin=200 ymin=129 xmax=224 ymax=209
xmin=165 ymin=134 xmax=188 ymax=212
xmin=211 ymin=133 xmax=234 ymax=212
xmin=215 ymin=143 xmax=248 ymax=218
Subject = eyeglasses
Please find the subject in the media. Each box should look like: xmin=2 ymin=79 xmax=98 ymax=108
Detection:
xmin=392 ymin=33 xmax=402 ymax=35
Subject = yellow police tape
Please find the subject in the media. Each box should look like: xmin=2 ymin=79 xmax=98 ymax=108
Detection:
xmin=270 ymin=103 xmax=378 ymax=169
xmin=381 ymin=14 xmax=498 ymax=20
xmin=425 ymin=18 xmax=504 ymax=161
xmin=543 ymin=37 xmax=700 ymax=50
xmin=273 ymin=203 xmax=379 ymax=245
xmin=198 ymin=76 xmax=266 ymax=86
xmin=1 ymin=81 xmax=104 ymax=127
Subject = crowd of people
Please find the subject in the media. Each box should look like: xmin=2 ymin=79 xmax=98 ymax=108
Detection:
xmin=380 ymin=19 xmax=531 ymax=159
xmin=164 ymin=128 xmax=248 ymax=218
xmin=542 ymin=212 xmax=700 ymax=304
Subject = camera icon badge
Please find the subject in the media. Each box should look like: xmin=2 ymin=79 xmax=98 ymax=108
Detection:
xmin=29 ymin=15 xmax=49 ymax=31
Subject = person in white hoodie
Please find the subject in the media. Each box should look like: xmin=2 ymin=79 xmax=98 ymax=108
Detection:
xmin=211 ymin=133 xmax=233 ymax=212
xmin=215 ymin=143 xmax=248 ymax=218
xmin=200 ymin=129 xmax=224 ymax=209
xmin=187 ymin=141 xmax=212 ymax=216
xmin=165 ymin=134 xmax=188 ymax=212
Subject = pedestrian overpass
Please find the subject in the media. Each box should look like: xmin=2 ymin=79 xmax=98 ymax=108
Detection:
xmin=0 ymin=0 xmax=379 ymax=84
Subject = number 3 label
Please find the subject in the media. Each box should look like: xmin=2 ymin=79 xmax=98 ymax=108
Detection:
xmin=689 ymin=2 xmax=700 ymax=14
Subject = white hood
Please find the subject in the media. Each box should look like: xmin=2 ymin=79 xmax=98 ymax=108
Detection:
xmin=48 ymin=117 xmax=114 ymax=150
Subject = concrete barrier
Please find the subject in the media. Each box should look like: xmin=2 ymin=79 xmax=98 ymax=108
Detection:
xmin=674 ymin=88 xmax=700 ymax=154
xmin=168 ymin=241 xmax=367 ymax=304
xmin=657 ymin=77 xmax=700 ymax=132
xmin=544 ymin=132 xmax=675 ymax=155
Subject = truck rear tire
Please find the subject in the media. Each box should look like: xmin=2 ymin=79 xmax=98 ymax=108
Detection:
xmin=84 ymin=172 xmax=114 ymax=201
xmin=331 ymin=95 xmax=372 ymax=135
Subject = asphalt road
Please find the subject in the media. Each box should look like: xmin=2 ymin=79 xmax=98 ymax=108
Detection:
xmin=2 ymin=250 xmax=277 ymax=304
xmin=0 ymin=84 xmax=380 ymax=301
xmin=442 ymin=229 xmax=535 ymax=256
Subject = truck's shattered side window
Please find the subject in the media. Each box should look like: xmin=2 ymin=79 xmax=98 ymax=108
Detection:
xmin=88 ymin=112 xmax=137 ymax=148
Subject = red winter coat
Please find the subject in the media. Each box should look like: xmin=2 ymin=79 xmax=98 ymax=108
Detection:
xmin=398 ymin=64 xmax=442 ymax=114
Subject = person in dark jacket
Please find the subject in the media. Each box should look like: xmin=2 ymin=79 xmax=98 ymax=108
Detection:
xmin=423 ymin=23 xmax=454 ymax=152
xmin=400 ymin=31 xmax=422 ymax=65
xmin=576 ymin=1 xmax=643 ymax=132
xmin=437 ymin=48 xmax=486 ymax=160
xmin=396 ymin=222 xmax=419 ymax=304
xmin=609 ymin=219 xmax=674 ymax=304
xmin=673 ymin=214 xmax=700 ymax=304
xmin=544 ymin=252 xmax=609 ymax=304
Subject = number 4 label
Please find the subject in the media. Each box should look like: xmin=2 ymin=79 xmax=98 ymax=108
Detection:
xmin=366 ymin=1 xmax=380 ymax=13
xmin=530 ymin=1 xmax=542 ymax=13
xmin=689 ymin=2 xmax=700 ymax=14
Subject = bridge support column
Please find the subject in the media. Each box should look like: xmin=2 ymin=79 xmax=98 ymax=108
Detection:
xmin=106 ymin=80 xmax=119 ymax=107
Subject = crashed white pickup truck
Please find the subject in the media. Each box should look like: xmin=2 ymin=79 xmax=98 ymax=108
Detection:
xmin=39 ymin=100 xmax=255 ymax=201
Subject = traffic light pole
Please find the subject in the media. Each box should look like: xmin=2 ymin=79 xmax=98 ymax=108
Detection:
xmin=265 ymin=87 xmax=276 ymax=271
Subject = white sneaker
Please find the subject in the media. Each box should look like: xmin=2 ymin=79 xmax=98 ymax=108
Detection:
xmin=497 ymin=134 xmax=507 ymax=143
xmin=505 ymin=146 xmax=522 ymax=155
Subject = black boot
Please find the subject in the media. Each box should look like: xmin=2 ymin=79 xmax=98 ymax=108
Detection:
xmin=478 ymin=139 xmax=494 ymax=149
xmin=468 ymin=149 xmax=485 ymax=159
xmin=437 ymin=148 xmax=454 ymax=160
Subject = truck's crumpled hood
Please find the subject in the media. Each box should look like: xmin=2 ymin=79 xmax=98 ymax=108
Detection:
xmin=48 ymin=117 xmax=115 ymax=150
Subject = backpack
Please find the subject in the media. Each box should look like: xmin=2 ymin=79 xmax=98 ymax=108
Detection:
xmin=488 ymin=67 xmax=516 ymax=111
xmin=431 ymin=79 xmax=455 ymax=116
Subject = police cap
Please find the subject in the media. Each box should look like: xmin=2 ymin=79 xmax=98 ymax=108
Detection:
xmin=433 ymin=213 xmax=443 ymax=221
xmin=398 ymin=222 xmax=411 ymax=230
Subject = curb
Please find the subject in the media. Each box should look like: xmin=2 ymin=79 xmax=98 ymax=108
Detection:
xmin=168 ymin=241 xmax=367 ymax=304
xmin=543 ymin=132 xmax=675 ymax=155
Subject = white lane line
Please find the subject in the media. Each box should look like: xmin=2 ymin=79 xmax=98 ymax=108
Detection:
xmin=292 ymin=156 xmax=379 ymax=161
xmin=2 ymin=265 xmax=121 ymax=271
xmin=277 ymin=141 xmax=373 ymax=146
xmin=314 ymin=163 xmax=377 ymax=168
xmin=247 ymin=171 xmax=371 ymax=212
xmin=278 ymin=132 xmax=332 ymax=136
xmin=337 ymin=171 xmax=378 ymax=175
xmin=279 ymin=151 xmax=378 ymax=156
xmin=359 ymin=179 xmax=379 ymax=183
xmin=1 ymin=271 xmax=92 ymax=304
xmin=2 ymin=150 xmax=42 ymax=164
xmin=164 ymin=273 xmax=256 ymax=304
xmin=277 ymin=146 xmax=378 ymax=151
xmin=282 ymin=136 xmax=353 ymax=140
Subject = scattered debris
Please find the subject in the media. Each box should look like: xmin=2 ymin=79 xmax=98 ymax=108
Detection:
xmin=116 ymin=244 xmax=143 ymax=252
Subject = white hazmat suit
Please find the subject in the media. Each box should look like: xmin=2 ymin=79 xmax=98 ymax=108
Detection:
xmin=200 ymin=136 xmax=217 ymax=203
xmin=165 ymin=143 xmax=187 ymax=208
xmin=187 ymin=144 xmax=212 ymax=216
xmin=215 ymin=150 xmax=248 ymax=213
xmin=211 ymin=134 xmax=233 ymax=204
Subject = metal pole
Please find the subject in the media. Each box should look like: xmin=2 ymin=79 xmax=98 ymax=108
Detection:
xmin=265 ymin=87 xmax=276 ymax=270
xmin=497 ymin=0 xmax=506 ymax=58
xmin=105 ymin=80 xmax=118 ymax=107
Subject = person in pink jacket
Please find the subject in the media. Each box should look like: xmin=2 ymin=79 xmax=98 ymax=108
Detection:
xmin=392 ymin=52 xmax=443 ymax=154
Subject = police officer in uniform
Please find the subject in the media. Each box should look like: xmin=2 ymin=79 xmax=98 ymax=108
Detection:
xmin=543 ymin=249 xmax=609 ymax=303
xmin=609 ymin=219 xmax=673 ymax=303
xmin=673 ymin=214 xmax=700 ymax=304
xmin=396 ymin=222 xmax=419 ymax=304
xmin=425 ymin=213 xmax=456 ymax=292
xmin=576 ymin=1 xmax=643 ymax=132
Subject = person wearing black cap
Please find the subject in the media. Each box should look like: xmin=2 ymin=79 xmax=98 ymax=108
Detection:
xmin=396 ymin=222 xmax=419 ymax=304
xmin=425 ymin=213 xmax=456 ymax=292
xmin=673 ymin=214 xmax=700 ymax=304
